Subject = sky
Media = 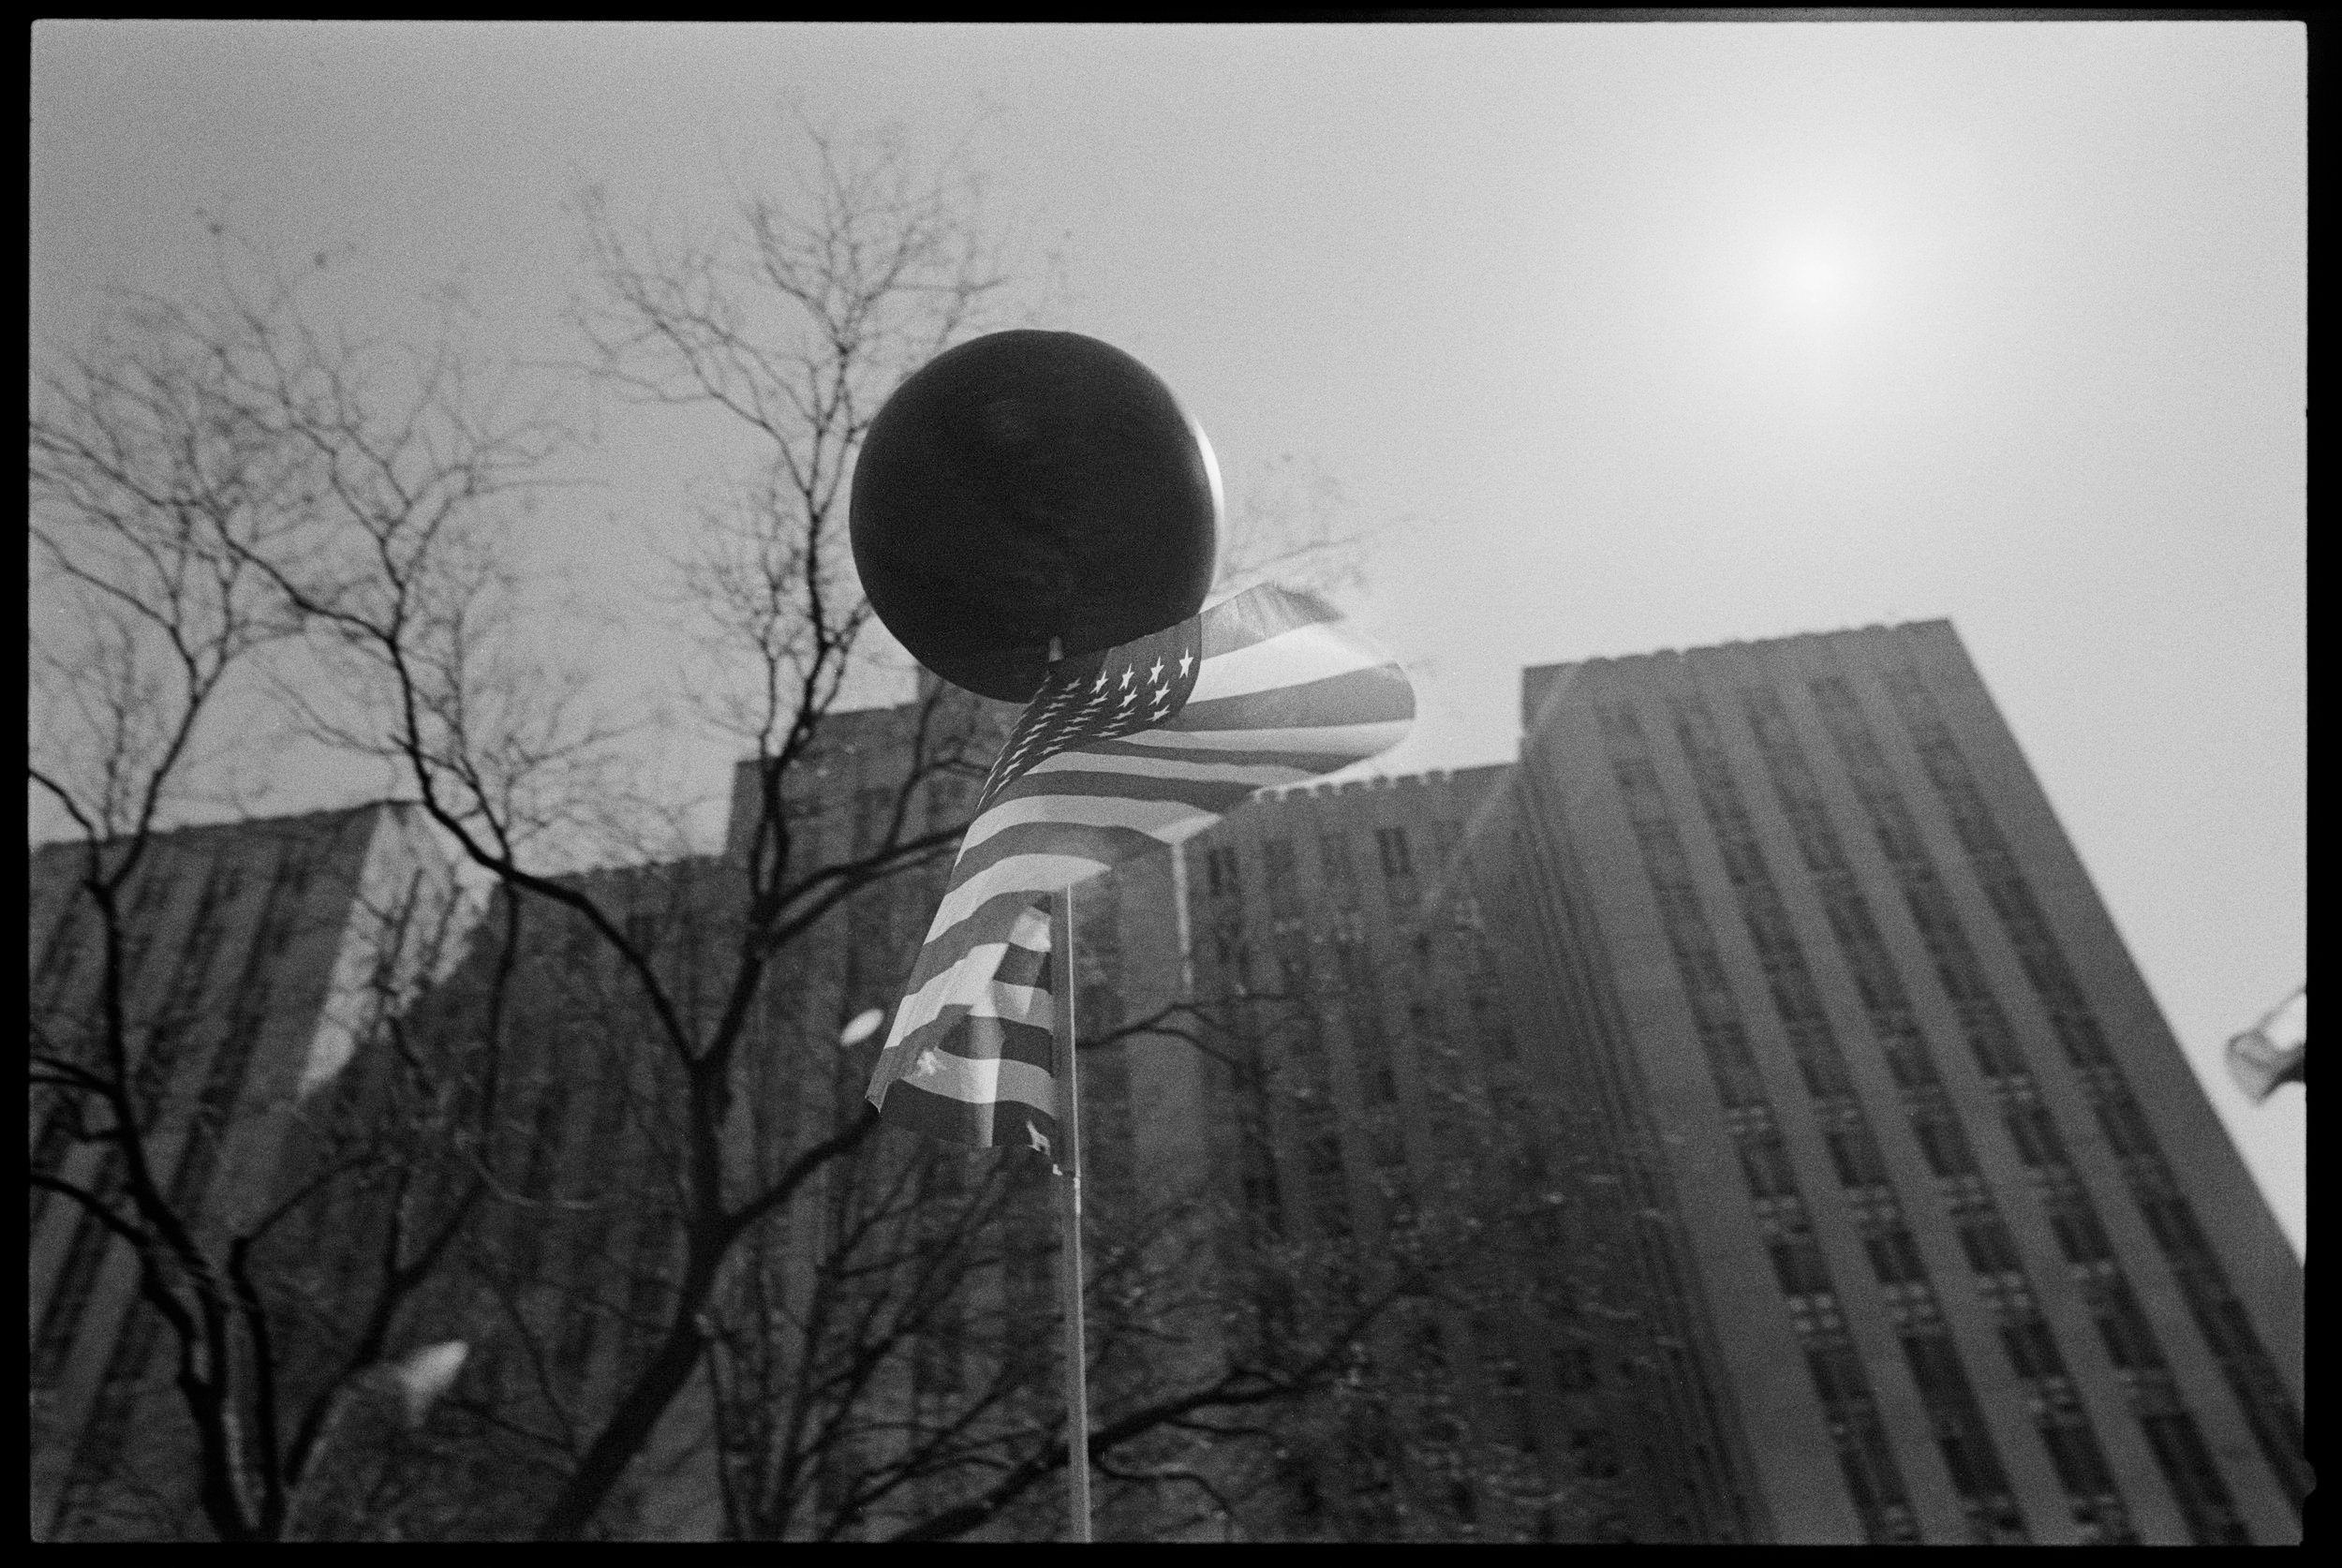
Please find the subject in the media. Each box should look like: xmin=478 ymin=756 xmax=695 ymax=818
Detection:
xmin=29 ymin=20 xmax=2305 ymax=1251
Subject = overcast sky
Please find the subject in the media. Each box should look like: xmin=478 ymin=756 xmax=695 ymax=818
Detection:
xmin=29 ymin=20 xmax=2305 ymax=1251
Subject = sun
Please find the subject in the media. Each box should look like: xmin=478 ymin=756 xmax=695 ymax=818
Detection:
xmin=1785 ymin=245 xmax=1845 ymax=306
xmin=1774 ymin=232 xmax=1861 ymax=315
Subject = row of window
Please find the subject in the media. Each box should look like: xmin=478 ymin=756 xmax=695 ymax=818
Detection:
xmin=34 ymin=841 xmax=314 ymax=1413
xmin=1666 ymin=692 xmax=2032 ymax=1544
xmin=1665 ymin=685 xmax=2155 ymax=1536
xmin=1594 ymin=699 xmax=1923 ymax=1545
xmin=1199 ymin=820 xmax=1463 ymax=903
xmin=1810 ymin=672 xmax=2250 ymax=1543
xmin=1876 ymin=665 xmax=2303 ymax=1528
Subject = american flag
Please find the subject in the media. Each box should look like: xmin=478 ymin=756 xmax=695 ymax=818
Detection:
xmin=2226 ymin=985 xmax=2305 ymax=1103
xmin=866 ymin=584 xmax=1415 ymax=1150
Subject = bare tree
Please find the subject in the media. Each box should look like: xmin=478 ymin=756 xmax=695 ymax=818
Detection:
xmin=26 ymin=263 xmax=507 ymax=1541
xmin=1212 ymin=451 xmax=1377 ymax=603
xmin=683 ymin=973 xmax=1418 ymax=1543
xmin=1158 ymin=857 xmax=1640 ymax=1544
xmin=34 ymin=115 xmax=1392 ymax=1540
xmin=179 ymin=125 xmax=1031 ymax=1540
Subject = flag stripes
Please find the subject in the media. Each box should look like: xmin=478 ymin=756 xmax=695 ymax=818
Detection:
xmin=1168 ymin=669 xmax=1414 ymax=735
xmin=867 ymin=584 xmax=1414 ymax=1149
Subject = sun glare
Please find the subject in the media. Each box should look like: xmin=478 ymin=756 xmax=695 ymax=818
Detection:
xmin=1786 ymin=247 xmax=1845 ymax=305
xmin=1761 ymin=218 xmax=1881 ymax=323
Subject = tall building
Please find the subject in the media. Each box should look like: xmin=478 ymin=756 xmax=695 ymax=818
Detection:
xmin=1486 ymin=620 xmax=2304 ymax=1544
xmin=29 ymin=621 xmax=2302 ymax=1545
xmin=29 ymin=803 xmax=463 ymax=1540
xmin=1172 ymin=766 xmax=1671 ymax=1541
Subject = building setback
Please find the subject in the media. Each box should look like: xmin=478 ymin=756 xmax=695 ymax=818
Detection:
xmin=1495 ymin=621 xmax=2303 ymax=1544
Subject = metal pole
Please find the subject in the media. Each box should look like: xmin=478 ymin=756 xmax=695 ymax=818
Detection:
xmin=1051 ymin=885 xmax=1093 ymax=1543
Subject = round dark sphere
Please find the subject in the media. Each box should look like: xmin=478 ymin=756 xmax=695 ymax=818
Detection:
xmin=850 ymin=330 xmax=1221 ymax=703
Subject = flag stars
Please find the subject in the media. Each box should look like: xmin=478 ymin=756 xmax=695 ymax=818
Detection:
xmin=1178 ymin=648 xmax=1194 ymax=678
xmin=1119 ymin=664 xmax=1135 ymax=689
xmin=1149 ymin=657 xmax=1164 ymax=683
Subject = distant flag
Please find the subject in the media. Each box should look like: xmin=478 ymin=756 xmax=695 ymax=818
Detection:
xmin=2226 ymin=985 xmax=2306 ymax=1103
xmin=867 ymin=584 xmax=1414 ymax=1149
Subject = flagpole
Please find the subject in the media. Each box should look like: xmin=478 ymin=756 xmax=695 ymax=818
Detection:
xmin=1051 ymin=883 xmax=1093 ymax=1543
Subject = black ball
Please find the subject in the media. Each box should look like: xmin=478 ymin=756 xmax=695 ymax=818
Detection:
xmin=850 ymin=330 xmax=1221 ymax=703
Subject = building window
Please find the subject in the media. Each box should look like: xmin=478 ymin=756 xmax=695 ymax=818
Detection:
xmin=1738 ymin=1129 xmax=1800 ymax=1198
xmin=1211 ymin=930 xmax=1253 ymax=994
xmin=2092 ymin=1093 xmax=2163 ymax=1161
xmin=2092 ymin=1280 xmax=2166 ymax=1371
xmin=1375 ymin=826 xmax=1412 ymax=879
xmin=1839 ymin=1415 xmax=1923 ymax=1543
xmin=1260 ymin=836 xmax=1302 ymax=920
xmin=852 ymin=785 xmax=895 ymax=851
xmin=2038 ymin=1416 xmax=2116 ymax=1498
xmin=33 ymin=1208 xmax=115 ymax=1388
xmin=1805 ymin=1341 xmax=1870 ymax=1405
xmin=2004 ymin=1102 xmax=2068 ymax=1168
xmin=1205 ymin=845 xmax=1242 ymax=898
xmin=2046 ymin=1202 xmax=2115 ymax=1265
xmin=1825 ymin=1127 xmax=1890 ymax=1188
xmin=1241 ymin=1167 xmax=1283 ymax=1236
xmin=1771 ymin=1237 xmax=1833 ymax=1296
xmin=1703 ymin=1021 xmax=1769 ymax=1108
xmin=1998 ymin=1316 xmax=2064 ymax=1380
xmin=1865 ymin=1227 xmax=1927 ymax=1285
xmin=1957 ymin=1218 xmax=2023 ymax=1276
xmin=34 ymin=906 xmax=83 ymax=995
xmin=1910 ymin=1104 xmax=1978 ymax=1177
xmin=2138 ymin=1413 xmax=2250 ymax=1545
xmin=1902 ymin=1331 xmax=1970 ymax=1399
